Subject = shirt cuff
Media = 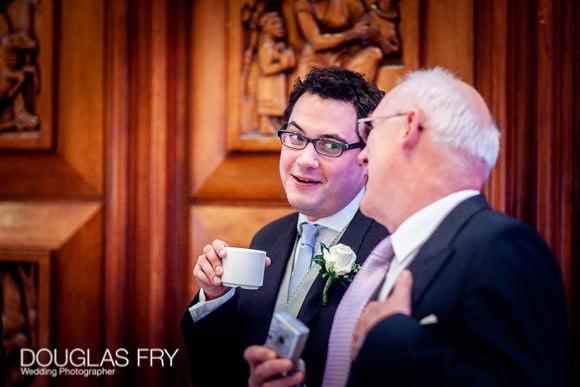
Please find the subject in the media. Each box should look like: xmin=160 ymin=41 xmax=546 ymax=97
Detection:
xmin=188 ymin=287 xmax=236 ymax=322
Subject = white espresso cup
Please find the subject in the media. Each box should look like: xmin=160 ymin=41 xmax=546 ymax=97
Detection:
xmin=221 ymin=247 xmax=266 ymax=289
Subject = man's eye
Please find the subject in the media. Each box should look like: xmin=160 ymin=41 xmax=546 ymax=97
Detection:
xmin=289 ymin=133 xmax=305 ymax=143
xmin=320 ymin=140 xmax=342 ymax=150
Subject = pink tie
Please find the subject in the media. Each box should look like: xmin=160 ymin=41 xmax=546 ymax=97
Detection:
xmin=322 ymin=236 xmax=394 ymax=387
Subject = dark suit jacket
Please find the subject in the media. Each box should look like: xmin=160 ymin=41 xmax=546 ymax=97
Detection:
xmin=181 ymin=210 xmax=388 ymax=386
xmin=349 ymin=195 xmax=568 ymax=386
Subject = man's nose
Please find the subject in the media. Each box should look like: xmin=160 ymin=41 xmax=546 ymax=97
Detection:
xmin=296 ymin=142 xmax=320 ymax=167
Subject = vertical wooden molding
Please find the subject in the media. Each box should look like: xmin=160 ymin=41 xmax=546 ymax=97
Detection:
xmin=162 ymin=0 xmax=191 ymax=383
xmin=475 ymin=0 xmax=508 ymax=212
xmin=534 ymin=0 xmax=573 ymax=273
xmin=572 ymin=1 xmax=580 ymax=383
xmin=535 ymin=0 xmax=556 ymax=253
xmin=103 ymin=0 xmax=190 ymax=385
xmin=147 ymin=0 xmax=168 ymax=359
xmin=127 ymin=1 xmax=161 ymax=385
xmin=104 ymin=0 xmax=130 ymax=385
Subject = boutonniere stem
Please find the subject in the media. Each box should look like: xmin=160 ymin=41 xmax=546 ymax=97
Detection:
xmin=313 ymin=243 xmax=360 ymax=305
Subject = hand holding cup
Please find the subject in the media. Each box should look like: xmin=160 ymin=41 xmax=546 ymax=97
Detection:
xmin=193 ymin=240 xmax=270 ymax=300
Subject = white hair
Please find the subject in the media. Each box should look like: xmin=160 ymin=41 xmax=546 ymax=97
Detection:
xmin=397 ymin=67 xmax=500 ymax=178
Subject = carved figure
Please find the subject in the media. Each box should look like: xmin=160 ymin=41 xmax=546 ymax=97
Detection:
xmin=256 ymin=12 xmax=296 ymax=135
xmin=1 ymin=264 xmax=37 ymax=385
xmin=0 ymin=0 xmax=39 ymax=132
xmin=241 ymin=0 xmax=268 ymax=96
xmin=359 ymin=0 xmax=401 ymax=58
xmin=236 ymin=0 xmax=403 ymax=142
xmin=294 ymin=0 xmax=383 ymax=80
xmin=0 ymin=30 xmax=39 ymax=131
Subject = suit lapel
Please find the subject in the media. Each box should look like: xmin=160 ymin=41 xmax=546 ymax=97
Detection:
xmin=257 ymin=213 xmax=299 ymax=312
xmin=298 ymin=211 xmax=375 ymax=324
xmin=408 ymin=195 xmax=490 ymax=305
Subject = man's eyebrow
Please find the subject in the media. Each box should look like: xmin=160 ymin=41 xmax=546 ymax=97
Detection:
xmin=287 ymin=121 xmax=349 ymax=143
xmin=287 ymin=121 xmax=304 ymax=133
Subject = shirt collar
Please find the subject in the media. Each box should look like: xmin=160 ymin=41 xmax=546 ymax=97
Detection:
xmin=297 ymin=188 xmax=364 ymax=233
xmin=391 ymin=190 xmax=479 ymax=262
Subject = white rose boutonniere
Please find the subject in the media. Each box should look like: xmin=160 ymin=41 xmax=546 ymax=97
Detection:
xmin=313 ymin=243 xmax=360 ymax=305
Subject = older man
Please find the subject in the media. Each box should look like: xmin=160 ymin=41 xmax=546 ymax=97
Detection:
xmin=246 ymin=67 xmax=568 ymax=386
xmin=182 ymin=67 xmax=387 ymax=386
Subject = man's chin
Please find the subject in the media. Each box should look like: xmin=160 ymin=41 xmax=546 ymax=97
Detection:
xmin=287 ymin=198 xmax=320 ymax=217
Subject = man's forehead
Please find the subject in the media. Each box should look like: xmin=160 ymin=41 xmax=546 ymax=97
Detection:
xmin=373 ymin=93 xmax=402 ymax=115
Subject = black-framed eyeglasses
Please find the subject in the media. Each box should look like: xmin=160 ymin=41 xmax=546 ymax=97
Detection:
xmin=277 ymin=124 xmax=363 ymax=158
xmin=357 ymin=113 xmax=408 ymax=143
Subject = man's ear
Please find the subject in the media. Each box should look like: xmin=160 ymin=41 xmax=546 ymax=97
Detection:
xmin=401 ymin=110 xmax=422 ymax=149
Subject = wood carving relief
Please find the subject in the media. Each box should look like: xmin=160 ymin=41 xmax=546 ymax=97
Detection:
xmin=1 ymin=259 xmax=45 ymax=386
xmin=0 ymin=0 xmax=39 ymax=131
xmin=0 ymin=0 xmax=53 ymax=150
xmin=228 ymin=0 xmax=417 ymax=151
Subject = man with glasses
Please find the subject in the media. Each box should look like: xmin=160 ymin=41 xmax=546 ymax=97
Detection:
xmin=181 ymin=66 xmax=387 ymax=386
xmin=246 ymin=67 xmax=568 ymax=386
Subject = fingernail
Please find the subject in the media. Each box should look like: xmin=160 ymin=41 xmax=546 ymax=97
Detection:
xmin=212 ymin=276 xmax=220 ymax=284
xmin=215 ymin=266 xmax=223 ymax=275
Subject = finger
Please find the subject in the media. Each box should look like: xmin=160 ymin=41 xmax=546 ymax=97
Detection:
xmin=390 ymin=270 xmax=413 ymax=315
xmin=192 ymin=259 xmax=212 ymax=286
xmin=253 ymin=358 xmax=295 ymax=386
xmin=265 ymin=256 xmax=272 ymax=268
xmin=352 ymin=301 xmax=379 ymax=359
xmin=210 ymin=239 xmax=229 ymax=260
xmin=263 ymin=371 xmax=304 ymax=387
xmin=351 ymin=333 xmax=364 ymax=360
xmin=245 ymin=347 xmax=295 ymax=387
xmin=244 ymin=345 xmax=277 ymax=368
xmin=197 ymin=253 xmax=221 ymax=285
xmin=203 ymin=243 xmax=226 ymax=275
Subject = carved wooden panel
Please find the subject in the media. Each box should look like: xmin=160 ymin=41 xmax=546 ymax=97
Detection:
xmin=226 ymin=0 xmax=420 ymax=152
xmin=0 ymin=0 xmax=104 ymax=197
xmin=0 ymin=201 xmax=102 ymax=387
xmin=1 ymin=249 xmax=50 ymax=387
xmin=0 ymin=0 xmax=54 ymax=150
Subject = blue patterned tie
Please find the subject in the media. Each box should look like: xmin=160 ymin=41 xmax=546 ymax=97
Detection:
xmin=322 ymin=236 xmax=394 ymax=387
xmin=288 ymin=222 xmax=320 ymax=300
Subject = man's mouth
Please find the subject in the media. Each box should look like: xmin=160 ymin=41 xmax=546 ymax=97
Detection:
xmin=292 ymin=175 xmax=320 ymax=184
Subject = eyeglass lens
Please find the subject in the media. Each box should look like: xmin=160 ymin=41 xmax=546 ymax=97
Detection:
xmin=279 ymin=131 xmax=345 ymax=157
xmin=357 ymin=121 xmax=372 ymax=142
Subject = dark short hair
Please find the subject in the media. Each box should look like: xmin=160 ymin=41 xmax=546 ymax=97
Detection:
xmin=283 ymin=66 xmax=384 ymax=122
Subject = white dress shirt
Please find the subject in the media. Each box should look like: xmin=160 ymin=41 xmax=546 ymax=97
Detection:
xmin=296 ymin=188 xmax=364 ymax=259
xmin=376 ymin=190 xmax=479 ymax=301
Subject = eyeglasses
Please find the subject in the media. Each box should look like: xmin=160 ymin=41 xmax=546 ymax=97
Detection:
xmin=357 ymin=113 xmax=408 ymax=143
xmin=277 ymin=124 xmax=363 ymax=158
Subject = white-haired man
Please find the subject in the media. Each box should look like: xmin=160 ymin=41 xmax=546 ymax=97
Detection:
xmin=245 ymin=67 xmax=568 ymax=386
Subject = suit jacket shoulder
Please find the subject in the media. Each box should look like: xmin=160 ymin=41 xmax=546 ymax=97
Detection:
xmin=350 ymin=195 xmax=568 ymax=386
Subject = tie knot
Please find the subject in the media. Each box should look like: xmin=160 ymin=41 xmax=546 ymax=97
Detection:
xmin=300 ymin=222 xmax=320 ymax=247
